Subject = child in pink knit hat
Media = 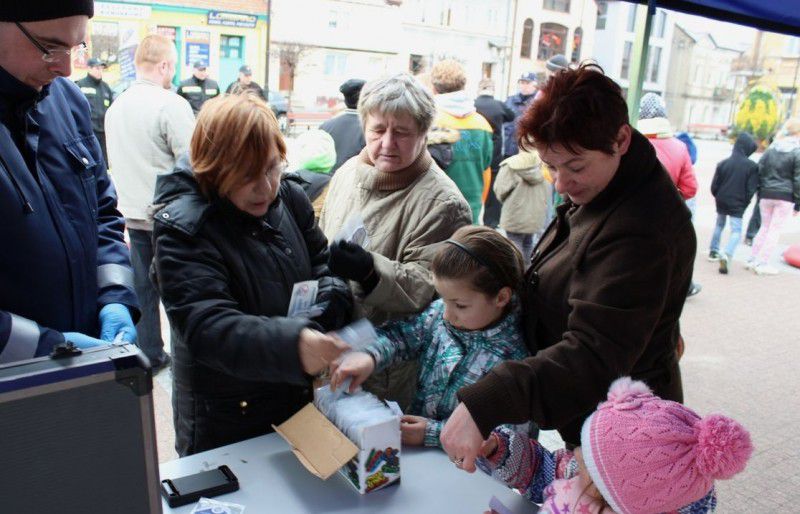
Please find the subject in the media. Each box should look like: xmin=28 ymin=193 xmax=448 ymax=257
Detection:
xmin=478 ymin=377 xmax=752 ymax=514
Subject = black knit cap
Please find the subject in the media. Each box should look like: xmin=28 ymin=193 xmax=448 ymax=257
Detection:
xmin=0 ymin=1 xmax=94 ymax=22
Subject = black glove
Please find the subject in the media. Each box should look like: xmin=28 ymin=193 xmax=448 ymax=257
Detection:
xmin=328 ymin=240 xmax=377 ymax=291
xmin=312 ymin=276 xmax=354 ymax=332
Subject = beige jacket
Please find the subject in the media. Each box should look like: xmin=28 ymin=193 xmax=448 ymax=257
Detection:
xmin=494 ymin=151 xmax=548 ymax=234
xmin=320 ymin=151 xmax=472 ymax=325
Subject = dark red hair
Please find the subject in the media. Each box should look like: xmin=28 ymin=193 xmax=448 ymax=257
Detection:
xmin=518 ymin=63 xmax=629 ymax=155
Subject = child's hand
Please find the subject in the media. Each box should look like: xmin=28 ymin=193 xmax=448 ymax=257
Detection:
xmin=329 ymin=351 xmax=375 ymax=393
xmin=400 ymin=415 xmax=427 ymax=446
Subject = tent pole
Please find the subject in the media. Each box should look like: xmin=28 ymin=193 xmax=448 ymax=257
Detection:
xmin=626 ymin=0 xmax=656 ymax=123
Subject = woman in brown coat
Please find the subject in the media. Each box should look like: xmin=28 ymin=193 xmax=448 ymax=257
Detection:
xmin=441 ymin=64 xmax=696 ymax=471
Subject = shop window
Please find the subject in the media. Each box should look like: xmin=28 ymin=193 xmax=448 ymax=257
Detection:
xmin=537 ymin=23 xmax=567 ymax=61
xmin=409 ymin=54 xmax=425 ymax=74
xmin=89 ymin=21 xmax=119 ymax=66
xmin=156 ymin=26 xmax=177 ymax=41
xmin=571 ymin=27 xmax=583 ymax=63
xmin=520 ymin=19 xmax=533 ymax=59
xmin=221 ymin=35 xmax=243 ymax=60
xmin=543 ymin=0 xmax=570 ymax=13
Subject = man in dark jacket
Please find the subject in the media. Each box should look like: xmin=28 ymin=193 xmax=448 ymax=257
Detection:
xmin=475 ymin=78 xmax=515 ymax=228
xmin=0 ymin=2 xmax=139 ymax=364
xmin=225 ymin=64 xmax=266 ymax=100
xmin=320 ymin=78 xmax=366 ymax=173
xmin=502 ymin=72 xmax=537 ymax=159
xmin=709 ymin=133 xmax=759 ymax=274
xmin=177 ymin=60 xmax=220 ymax=115
xmin=75 ymin=57 xmax=114 ymax=165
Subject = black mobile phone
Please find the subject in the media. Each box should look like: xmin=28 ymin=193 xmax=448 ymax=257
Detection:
xmin=160 ymin=465 xmax=239 ymax=508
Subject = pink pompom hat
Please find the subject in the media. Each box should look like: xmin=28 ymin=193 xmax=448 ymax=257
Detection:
xmin=580 ymin=377 xmax=753 ymax=514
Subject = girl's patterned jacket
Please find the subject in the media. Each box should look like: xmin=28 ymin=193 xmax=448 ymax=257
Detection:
xmin=365 ymin=299 xmax=529 ymax=447
xmin=478 ymin=427 xmax=718 ymax=513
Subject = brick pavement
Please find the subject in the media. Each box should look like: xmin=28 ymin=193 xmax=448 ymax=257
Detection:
xmin=151 ymin=139 xmax=800 ymax=512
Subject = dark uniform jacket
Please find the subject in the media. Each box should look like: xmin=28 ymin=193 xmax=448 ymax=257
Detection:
xmin=459 ymin=130 xmax=695 ymax=445
xmin=75 ymin=74 xmax=114 ymax=135
xmin=0 ymin=67 xmax=138 ymax=363
xmin=502 ymin=93 xmax=535 ymax=157
xmin=152 ymin=157 xmax=352 ymax=455
xmin=711 ymin=133 xmax=759 ymax=217
xmin=475 ymin=94 xmax=514 ymax=170
xmin=177 ymin=76 xmax=220 ymax=115
xmin=319 ymin=110 xmax=365 ymax=174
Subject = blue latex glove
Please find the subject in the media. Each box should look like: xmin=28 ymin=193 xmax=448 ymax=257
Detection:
xmin=99 ymin=303 xmax=137 ymax=343
xmin=64 ymin=332 xmax=112 ymax=349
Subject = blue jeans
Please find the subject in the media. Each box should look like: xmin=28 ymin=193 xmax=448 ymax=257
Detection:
xmin=128 ymin=228 xmax=167 ymax=365
xmin=709 ymin=214 xmax=743 ymax=257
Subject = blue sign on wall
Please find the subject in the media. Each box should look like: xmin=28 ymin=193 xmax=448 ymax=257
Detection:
xmin=208 ymin=11 xmax=258 ymax=29
xmin=186 ymin=42 xmax=210 ymax=67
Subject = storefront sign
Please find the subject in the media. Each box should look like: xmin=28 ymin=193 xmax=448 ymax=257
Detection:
xmin=185 ymin=30 xmax=211 ymax=67
xmin=96 ymin=2 xmax=152 ymax=19
xmin=207 ymin=11 xmax=258 ymax=29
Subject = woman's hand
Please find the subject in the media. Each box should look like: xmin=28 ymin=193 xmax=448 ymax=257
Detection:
xmin=400 ymin=415 xmax=428 ymax=446
xmin=328 ymin=240 xmax=377 ymax=292
xmin=329 ymin=350 xmax=375 ymax=393
xmin=440 ymin=402 xmax=484 ymax=473
xmin=298 ymin=328 xmax=350 ymax=376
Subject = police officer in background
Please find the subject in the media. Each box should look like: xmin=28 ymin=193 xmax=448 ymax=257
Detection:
xmin=177 ymin=60 xmax=220 ymax=115
xmin=225 ymin=64 xmax=266 ymax=100
xmin=75 ymin=57 xmax=114 ymax=165
xmin=0 ymin=1 xmax=139 ymax=364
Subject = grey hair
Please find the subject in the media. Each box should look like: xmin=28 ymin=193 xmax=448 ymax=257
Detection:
xmin=358 ymin=73 xmax=436 ymax=134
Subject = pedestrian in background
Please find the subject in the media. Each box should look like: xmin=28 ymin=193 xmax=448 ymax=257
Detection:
xmin=709 ymin=133 xmax=759 ymax=274
xmin=0 ymin=1 xmax=138 ymax=362
xmin=226 ymin=64 xmax=266 ymax=101
xmin=320 ymin=78 xmax=366 ymax=174
xmin=105 ymin=34 xmax=195 ymax=370
xmin=177 ymin=60 xmax=220 ymax=115
xmin=638 ymin=92 xmax=701 ymax=296
xmin=430 ymin=60 xmax=493 ymax=224
xmin=475 ymin=78 xmax=514 ymax=228
xmin=292 ymin=128 xmax=336 ymax=219
xmin=747 ymin=119 xmax=800 ymax=275
xmin=502 ymin=72 xmax=537 ymax=159
xmin=75 ymin=57 xmax=114 ymax=166
xmin=494 ymin=150 xmax=548 ymax=260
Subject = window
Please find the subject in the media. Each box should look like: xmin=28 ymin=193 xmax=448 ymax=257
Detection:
xmin=543 ymin=0 xmax=570 ymax=13
xmin=409 ymin=54 xmax=424 ymax=74
xmin=785 ymin=37 xmax=800 ymax=56
xmin=324 ymin=54 xmax=346 ymax=76
xmin=621 ymin=41 xmax=633 ymax=79
xmin=571 ymin=27 xmax=583 ymax=63
xmin=596 ymin=1 xmax=607 ymax=30
xmin=521 ymin=19 xmax=534 ymax=58
xmin=646 ymin=46 xmax=662 ymax=82
xmin=653 ymin=10 xmax=666 ymax=38
xmin=482 ymin=62 xmax=493 ymax=78
xmin=627 ymin=4 xmax=637 ymax=33
xmin=537 ymin=23 xmax=567 ymax=61
xmin=220 ymin=35 xmax=243 ymax=60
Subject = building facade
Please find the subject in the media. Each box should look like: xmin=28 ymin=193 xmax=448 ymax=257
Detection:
xmin=593 ymin=0 xmax=673 ymax=98
xmin=268 ymin=0 xmax=402 ymax=111
xmin=506 ymin=0 xmax=597 ymax=96
xmin=399 ymin=0 xmax=514 ymax=97
xmin=744 ymin=32 xmax=800 ymax=121
xmin=76 ymin=0 xmax=268 ymax=91
xmin=664 ymin=25 xmax=743 ymax=135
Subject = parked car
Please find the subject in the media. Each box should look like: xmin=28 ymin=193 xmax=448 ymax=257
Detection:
xmin=267 ymin=90 xmax=289 ymax=134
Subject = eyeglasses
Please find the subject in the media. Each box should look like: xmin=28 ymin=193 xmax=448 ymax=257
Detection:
xmin=16 ymin=22 xmax=87 ymax=63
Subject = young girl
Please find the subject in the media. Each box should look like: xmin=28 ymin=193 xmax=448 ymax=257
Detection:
xmin=329 ymin=226 xmax=530 ymax=448
xmin=478 ymin=377 xmax=753 ymax=514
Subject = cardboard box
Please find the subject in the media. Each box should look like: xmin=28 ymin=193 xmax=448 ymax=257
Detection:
xmin=274 ymin=400 xmax=401 ymax=494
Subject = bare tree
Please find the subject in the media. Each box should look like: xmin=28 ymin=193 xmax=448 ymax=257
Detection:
xmin=273 ymin=41 xmax=313 ymax=94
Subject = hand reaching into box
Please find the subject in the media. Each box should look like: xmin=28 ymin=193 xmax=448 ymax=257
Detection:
xmin=329 ymin=351 xmax=376 ymax=393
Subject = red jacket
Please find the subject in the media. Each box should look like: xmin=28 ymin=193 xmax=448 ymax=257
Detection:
xmin=648 ymin=136 xmax=697 ymax=200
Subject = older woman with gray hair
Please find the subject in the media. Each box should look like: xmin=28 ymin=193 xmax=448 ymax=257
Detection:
xmin=320 ymin=73 xmax=472 ymax=408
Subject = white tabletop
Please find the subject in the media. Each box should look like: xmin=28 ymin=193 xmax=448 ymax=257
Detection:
xmin=159 ymin=432 xmax=537 ymax=513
